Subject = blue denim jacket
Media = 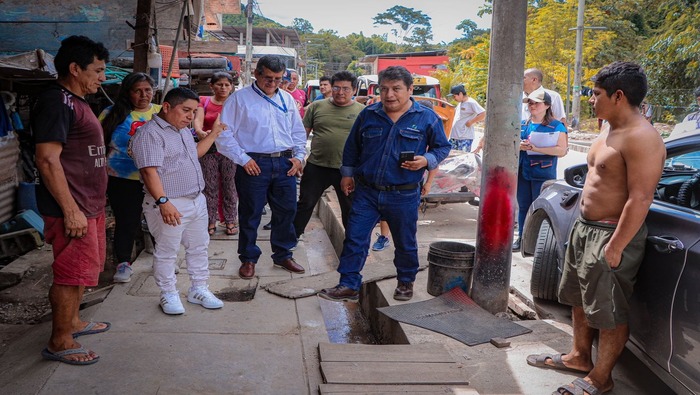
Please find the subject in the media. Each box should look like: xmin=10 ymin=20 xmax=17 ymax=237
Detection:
xmin=519 ymin=119 xmax=566 ymax=181
xmin=340 ymin=99 xmax=451 ymax=186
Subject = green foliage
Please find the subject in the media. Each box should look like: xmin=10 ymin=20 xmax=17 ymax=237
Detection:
xmin=346 ymin=33 xmax=397 ymax=55
xmin=436 ymin=35 xmax=491 ymax=105
xmin=220 ymin=0 xmax=699 ymax=124
xmin=641 ymin=0 xmax=700 ymax=120
xmin=303 ymin=30 xmax=366 ymax=78
xmin=221 ymin=5 xmax=284 ymax=29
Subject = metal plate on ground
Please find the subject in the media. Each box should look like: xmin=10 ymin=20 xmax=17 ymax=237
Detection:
xmin=377 ymin=287 xmax=532 ymax=346
xmin=177 ymin=258 xmax=227 ymax=271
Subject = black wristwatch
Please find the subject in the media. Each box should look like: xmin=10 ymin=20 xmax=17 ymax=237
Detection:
xmin=155 ymin=196 xmax=169 ymax=206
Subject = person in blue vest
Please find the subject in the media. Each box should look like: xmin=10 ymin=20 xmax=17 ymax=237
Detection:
xmin=513 ymin=88 xmax=568 ymax=251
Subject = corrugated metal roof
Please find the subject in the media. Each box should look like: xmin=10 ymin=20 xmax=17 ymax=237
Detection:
xmin=0 ymin=133 xmax=19 ymax=223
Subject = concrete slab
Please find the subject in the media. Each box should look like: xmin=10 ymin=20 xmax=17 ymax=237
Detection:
xmin=41 ymin=333 xmax=308 ymax=395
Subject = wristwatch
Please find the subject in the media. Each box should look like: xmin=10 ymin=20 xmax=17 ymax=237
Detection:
xmin=155 ymin=196 xmax=169 ymax=206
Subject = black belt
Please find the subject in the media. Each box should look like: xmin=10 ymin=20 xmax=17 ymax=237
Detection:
xmin=356 ymin=175 xmax=419 ymax=192
xmin=248 ymin=150 xmax=293 ymax=158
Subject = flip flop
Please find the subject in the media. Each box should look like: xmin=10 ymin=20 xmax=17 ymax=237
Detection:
xmin=526 ymin=353 xmax=591 ymax=374
xmin=72 ymin=321 xmax=111 ymax=338
xmin=553 ymin=378 xmax=603 ymax=395
xmin=225 ymin=223 xmax=238 ymax=235
xmin=41 ymin=347 xmax=99 ymax=365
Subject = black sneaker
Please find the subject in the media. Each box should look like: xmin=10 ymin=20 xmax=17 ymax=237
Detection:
xmin=512 ymin=238 xmax=521 ymax=252
xmin=393 ymin=281 xmax=414 ymax=301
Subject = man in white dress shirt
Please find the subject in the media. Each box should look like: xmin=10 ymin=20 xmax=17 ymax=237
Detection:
xmin=523 ymin=68 xmax=567 ymax=126
xmin=217 ymin=55 xmax=307 ymax=279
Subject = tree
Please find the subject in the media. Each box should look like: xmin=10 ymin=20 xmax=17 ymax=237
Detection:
xmin=346 ymin=32 xmax=397 ymax=55
xmin=373 ymin=6 xmax=432 ymax=47
xmin=222 ymin=4 xmax=283 ymax=28
xmin=642 ymin=0 xmax=700 ymax=120
xmin=290 ymin=18 xmax=313 ymax=34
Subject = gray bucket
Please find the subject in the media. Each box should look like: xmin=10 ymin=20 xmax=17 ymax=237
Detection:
xmin=427 ymin=241 xmax=475 ymax=296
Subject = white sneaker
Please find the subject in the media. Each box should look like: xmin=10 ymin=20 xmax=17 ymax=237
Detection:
xmin=113 ymin=262 xmax=133 ymax=283
xmin=160 ymin=292 xmax=185 ymax=315
xmin=187 ymin=286 xmax=224 ymax=309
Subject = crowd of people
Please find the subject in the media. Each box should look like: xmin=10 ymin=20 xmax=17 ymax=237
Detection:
xmin=31 ymin=35 xmax=694 ymax=395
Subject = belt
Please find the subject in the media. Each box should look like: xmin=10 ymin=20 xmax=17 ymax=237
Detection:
xmin=356 ymin=175 xmax=419 ymax=192
xmin=248 ymin=150 xmax=293 ymax=158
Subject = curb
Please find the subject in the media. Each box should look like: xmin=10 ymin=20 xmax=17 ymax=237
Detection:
xmin=568 ymin=142 xmax=591 ymax=153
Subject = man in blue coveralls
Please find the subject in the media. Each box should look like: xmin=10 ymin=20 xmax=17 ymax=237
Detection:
xmin=318 ymin=66 xmax=451 ymax=302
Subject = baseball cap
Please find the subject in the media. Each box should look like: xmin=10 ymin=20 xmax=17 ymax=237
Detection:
xmin=523 ymin=88 xmax=552 ymax=105
xmin=447 ymin=84 xmax=467 ymax=97
xmin=283 ymin=69 xmax=293 ymax=82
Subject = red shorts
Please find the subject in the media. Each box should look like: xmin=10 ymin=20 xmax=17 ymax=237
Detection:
xmin=44 ymin=212 xmax=106 ymax=287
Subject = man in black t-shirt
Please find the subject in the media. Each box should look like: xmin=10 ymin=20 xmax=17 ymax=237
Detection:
xmin=31 ymin=36 xmax=110 ymax=366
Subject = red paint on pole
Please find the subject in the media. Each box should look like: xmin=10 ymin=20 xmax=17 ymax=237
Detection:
xmin=478 ymin=167 xmax=515 ymax=252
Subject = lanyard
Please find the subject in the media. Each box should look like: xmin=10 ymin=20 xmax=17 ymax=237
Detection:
xmin=252 ymin=83 xmax=288 ymax=114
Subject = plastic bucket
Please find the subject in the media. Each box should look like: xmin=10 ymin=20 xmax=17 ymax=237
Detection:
xmin=427 ymin=241 xmax=475 ymax=296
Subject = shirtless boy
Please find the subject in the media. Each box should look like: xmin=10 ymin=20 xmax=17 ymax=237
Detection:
xmin=526 ymin=62 xmax=666 ymax=394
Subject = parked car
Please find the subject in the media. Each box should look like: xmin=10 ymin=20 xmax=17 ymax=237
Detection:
xmin=304 ymin=79 xmax=320 ymax=105
xmin=520 ymin=127 xmax=700 ymax=394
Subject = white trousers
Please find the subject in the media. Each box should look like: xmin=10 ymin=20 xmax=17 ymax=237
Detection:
xmin=143 ymin=193 xmax=210 ymax=293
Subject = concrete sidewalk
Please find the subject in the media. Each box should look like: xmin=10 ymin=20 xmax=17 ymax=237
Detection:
xmin=0 ymin=214 xmax=335 ymax=394
xmin=0 ymin=193 xmax=672 ymax=394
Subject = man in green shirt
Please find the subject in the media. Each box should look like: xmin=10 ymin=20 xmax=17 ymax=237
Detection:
xmin=293 ymin=71 xmax=365 ymax=241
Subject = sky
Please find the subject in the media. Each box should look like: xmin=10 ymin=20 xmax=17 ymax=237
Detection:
xmin=252 ymin=0 xmax=493 ymax=44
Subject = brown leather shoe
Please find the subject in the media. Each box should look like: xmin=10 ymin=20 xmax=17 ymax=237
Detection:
xmin=393 ymin=281 xmax=414 ymax=301
xmin=274 ymin=257 xmax=305 ymax=274
xmin=318 ymin=285 xmax=359 ymax=302
xmin=239 ymin=262 xmax=255 ymax=279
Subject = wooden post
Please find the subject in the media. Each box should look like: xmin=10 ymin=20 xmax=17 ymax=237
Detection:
xmin=133 ymin=0 xmax=155 ymax=73
xmin=469 ymin=0 xmax=528 ymax=315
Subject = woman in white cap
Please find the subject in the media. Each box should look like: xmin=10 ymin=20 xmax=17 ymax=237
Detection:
xmin=513 ymin=88 xmax=568 ymax=251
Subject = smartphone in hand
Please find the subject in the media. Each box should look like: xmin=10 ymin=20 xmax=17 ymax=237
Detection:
xmin=399 ymin=151 xmax=415 ymax=165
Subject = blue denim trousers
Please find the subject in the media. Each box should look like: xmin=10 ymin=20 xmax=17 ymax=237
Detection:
xmin=516 ymin=170 xmax=545 ymax=238
xmin=235 ymin=155 xmax=297 ymax=264
xmin=337 ymin=183 xmax=421 ymax=290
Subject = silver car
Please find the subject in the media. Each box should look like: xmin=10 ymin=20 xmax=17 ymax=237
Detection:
xmin=520 ymin=128 xmax=700 ymax=395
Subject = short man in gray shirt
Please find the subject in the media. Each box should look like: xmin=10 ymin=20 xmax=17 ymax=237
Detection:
xmin=130 ymin=87 xmax=225 ymax=315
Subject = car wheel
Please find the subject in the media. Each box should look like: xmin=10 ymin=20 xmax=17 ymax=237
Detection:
xmin=530 ymin=219 xmax=560 ymax=301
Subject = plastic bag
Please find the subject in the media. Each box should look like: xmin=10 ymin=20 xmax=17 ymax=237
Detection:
xmin=429 ymin=150 xmax=481 ymax=197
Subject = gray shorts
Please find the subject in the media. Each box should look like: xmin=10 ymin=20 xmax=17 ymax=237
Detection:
xmin=557 ymin=217 xmax=647 ymax=329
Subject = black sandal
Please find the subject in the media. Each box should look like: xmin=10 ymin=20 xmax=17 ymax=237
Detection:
xmin=208 ymin=226 xmax=216 ymax=236
xmin=225 ymin=223 xmax=238 ymax=235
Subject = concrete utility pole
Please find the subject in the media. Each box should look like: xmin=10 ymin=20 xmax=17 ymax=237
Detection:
xmin=244 ymin=0 xmax=254 ymax=86
xmin=570 ymin=0 xmax=607 ymax=127
xmin=571 ymin=0 xmax=585 ymax=127
xmin=133 ymin=0 xmax=155 ymax=73
xmin=469 ymin=0 xmax=528 ymax=315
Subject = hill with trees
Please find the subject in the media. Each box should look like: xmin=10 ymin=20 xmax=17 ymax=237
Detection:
xmin=224 ymin=0 xmax=700 ymax=123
